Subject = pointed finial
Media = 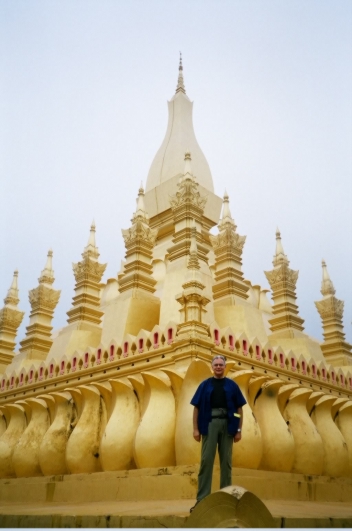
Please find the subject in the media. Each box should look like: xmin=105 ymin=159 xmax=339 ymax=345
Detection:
xmin=83 ymin=221 xmax=99 ymax=260
xmin=222 ymin=190 xmax=232 ymax=220
xmin=4 ymin=270 xmax=20 ymax=307
xmin=184 ymin=151 xmax=192 ymax=175
xmin=321 ymin=259 xmax=335 ymax=296
xmin=176 ymin=52 xmax=186 ymax=94
xmin=218 ymin=190 xmax=236 ymax=230
xmin=273 ymin=228 xmax=289 ymax=267
xmin=39 ymin=249 xmax=55 ymax=285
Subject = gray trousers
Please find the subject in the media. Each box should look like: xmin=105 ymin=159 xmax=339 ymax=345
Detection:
xmin=197 ymin=418 xmax=233 ymax=502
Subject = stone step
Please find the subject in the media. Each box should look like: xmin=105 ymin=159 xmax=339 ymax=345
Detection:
xmin=1 ymin=465 xmax=351 ymax=505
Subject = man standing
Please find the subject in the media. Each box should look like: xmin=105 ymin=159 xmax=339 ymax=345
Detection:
xmin=190 ymin=355 xmax=246 ymax=511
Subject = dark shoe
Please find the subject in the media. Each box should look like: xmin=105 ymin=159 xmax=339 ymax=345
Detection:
xmin=190 ymin=501 xmax=199 ymax=513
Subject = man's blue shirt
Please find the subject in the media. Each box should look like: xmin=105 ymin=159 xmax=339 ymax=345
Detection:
xmin=191 ymin=377 xmax=246 ymax=436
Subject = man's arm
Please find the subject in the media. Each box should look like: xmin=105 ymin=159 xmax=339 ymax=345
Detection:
xmin=193 ymin=406 xmax=201 ymax=442
xmin=234 ymin=407 xmax=243 ymax=443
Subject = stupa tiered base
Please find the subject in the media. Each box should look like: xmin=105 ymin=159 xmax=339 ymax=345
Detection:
xmin=1 ymin=465 xmax=352 ymax=528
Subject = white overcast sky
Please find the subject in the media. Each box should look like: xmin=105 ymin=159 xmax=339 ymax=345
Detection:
xmin=1 ymin=0 xmax=351 ymax=350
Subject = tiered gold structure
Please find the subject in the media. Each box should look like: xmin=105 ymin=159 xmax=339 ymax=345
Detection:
xmin=0 ymin=272 xmax=24 ymax=372
xmin=315 ymin=260 xmax=352 ymax=366
xmin=0 ymin=60 xmax=351 ymax=511
xmin=19 ymin=250 xmax=60 ymax=361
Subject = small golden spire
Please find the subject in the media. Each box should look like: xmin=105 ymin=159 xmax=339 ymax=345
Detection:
xmin=273 ymin=228 xmax=289 ymax=267
xmin=39 ymin=249 xmax=55 ymax=285
xmin=321 ymin=259 xmax=336 ymax=297
xmin=83 ymin=221 xmax=99 ymax=260
xmin=4 ymin=270 xmax=20 ymax=307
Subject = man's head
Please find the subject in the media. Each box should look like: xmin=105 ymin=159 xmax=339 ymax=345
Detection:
xmin=211 ymin=355 xmax=226 ymax=379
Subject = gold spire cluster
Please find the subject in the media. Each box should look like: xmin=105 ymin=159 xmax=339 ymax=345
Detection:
xmin=315 ymin=260 xmax=352 ymax=365
xmin=67 ymin=224 xmax=106 ymax=325
xmin=0 ymin=271 xmax=25 ymax=370
xmin=19 ymin=251 xmax=61 ymax=360
xmin=210 ymin=191 xmax=249 ymax=300
xmin=264 ymin=230 xmax=304 ymax=334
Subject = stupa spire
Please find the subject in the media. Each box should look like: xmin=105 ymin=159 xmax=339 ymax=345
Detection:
xmin=119 ymin=184 xmax=157 ymax=295
xmin=133 ymin=183 xmax=148 ymax=221
xmin=176 ymin=52 xmax=186 ymax=94
xmin=273 ymin=228 xmax=289 ymax=266
xmin=264 ymin=230 xmax=304 ymax=334
xmin=218 ymin=190 xmax=236 ymax=230
xmin=67 ymin=223 xmax=106 ymax=326
xmin=210 ymin=191 xmax=248 ymax=300
xmin=19 ymin=250 xmax=61 ymax=360
xmin=321 ymin=260 xmax=335 ymax=296
xmin=315 ymin=260 xmax=352 ymax=365
xmin=146 ymin=55 xmax=214 ymax=192
xmin=83 ymin=221 xmax=99 ymax=260
xmin=4 ymin=270 xmax=20 ymax=307
xmin=38 ymin=249 xmax=55 ymax=285
xmin=0 ymin=271 xmax=25 ymax=369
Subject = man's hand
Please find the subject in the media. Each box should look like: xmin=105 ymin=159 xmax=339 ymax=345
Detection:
xmin=193 ymin=428 xmax=201 ymax=442
xmin=234 ymin=432 xmax=242 ymax=443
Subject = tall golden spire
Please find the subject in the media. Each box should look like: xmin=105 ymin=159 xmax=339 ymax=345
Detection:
xmin=264 ymin=230 xmax=304 ymax=334
xmin=0 ymin=271 xmax=25 ymax=370
xmin=176 ymin=52 xmax=186 ymax=94
xmin=67 ymin=224 xmax=106 ymax=325
xmin=315 ymin=260 xmax=351 ymax=365
xmin=19 ymin=250 xmax=61 ymax=360
xmin=210 ymin=191 xmax=248 ymax=300
xmin=119 ymin=184 xmax=157 ymax=294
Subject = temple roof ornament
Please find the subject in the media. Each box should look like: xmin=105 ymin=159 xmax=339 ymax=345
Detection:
xmin=146 ymin=57 xmax=214 ymax=193
xmin=176 ymin=52 xmax=185 ymax=94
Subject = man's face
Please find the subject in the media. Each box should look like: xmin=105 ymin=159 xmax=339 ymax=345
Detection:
xmin=212 ymin=358 xmax=226 ymax=378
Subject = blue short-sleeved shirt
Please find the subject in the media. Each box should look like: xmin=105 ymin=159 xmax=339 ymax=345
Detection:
xmin=191 ymin=377 xmax=246 ymax=436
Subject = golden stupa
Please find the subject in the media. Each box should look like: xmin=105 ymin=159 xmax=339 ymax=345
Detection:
xmin=0 ymin=57 xmax=351 ymax=528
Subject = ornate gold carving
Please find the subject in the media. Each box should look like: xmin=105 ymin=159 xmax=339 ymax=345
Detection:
xmin=122 ymin=220 xmax=157 ymax=246
xmin=265 ymin=265 xmax=299 ymax=290
xmin=315 ymin=297 xmax=344 ymax=320
xmin=0 ymin=307 xmax=24 ymax=330
xmin=169 ymin=176 xmax=207 ymax=211
xmin=72 ymin=258 xmax=106 ymax=283
xmin=28 ymin=285 xmax=61 ymax=311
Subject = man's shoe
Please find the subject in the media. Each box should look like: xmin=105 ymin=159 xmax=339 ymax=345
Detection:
xmin=190 ymin=501 xmax=199 ymax=513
